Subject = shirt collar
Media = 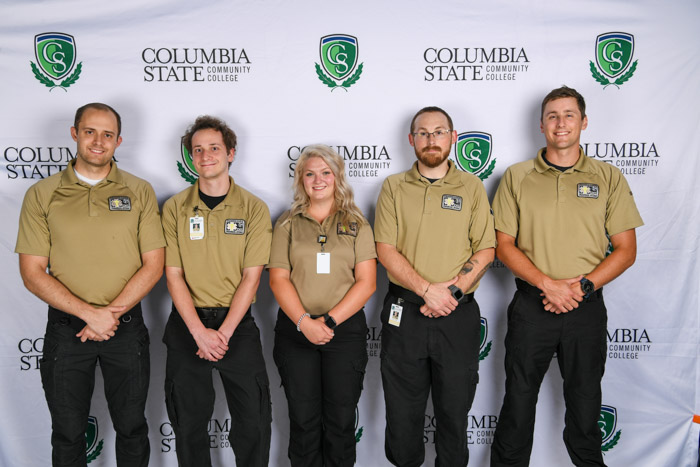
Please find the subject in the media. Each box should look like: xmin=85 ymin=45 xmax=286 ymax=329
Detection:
xmin=534 ymin=147 xmax=593 ymax=174
xmin=61 ymin=159 xmax=123 ymax=186
xmin=185 ymin=176 xmax=239 ymax=210
xmin=406 ymin=160 xmax=461 ymax=185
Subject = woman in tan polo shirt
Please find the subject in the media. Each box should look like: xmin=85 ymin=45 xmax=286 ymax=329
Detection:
xmin=268 ymin=144 xmax=376 ymax=467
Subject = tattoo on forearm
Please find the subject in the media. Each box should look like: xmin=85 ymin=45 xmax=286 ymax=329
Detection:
xmin=459 ymin=260 xmax=476 ymax=276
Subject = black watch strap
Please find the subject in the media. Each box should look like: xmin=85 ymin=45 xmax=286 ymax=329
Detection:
xmin=448 ymin=284 xmax=464 ymax=302
xmin=324 ymin=313 xmax=337 ymax=329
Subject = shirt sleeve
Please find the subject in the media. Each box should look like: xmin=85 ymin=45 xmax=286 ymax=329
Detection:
xmin=354 ymin=220 xmax=377 ymax=264
xmin=492 ymin=166 xmax=520 ymax=238
xmin=137 ymin=182 xmax=166 ymax=254
xmin=605 ymin=170 xmax=644 ymax=236
xmin=161 ymin=197 xmax=182 ymax=268
xmin=242 ymin=199 xmax=272 ymax=269
xmin=468 ymin=181 xmax=496 ymax=253
xmin=373 ymin=177 xmax=398 ymax=246
xmin=15 ymin=184 xmax=51 ymax=257
xmin=267 ymin=211 xmax=292 ymax=270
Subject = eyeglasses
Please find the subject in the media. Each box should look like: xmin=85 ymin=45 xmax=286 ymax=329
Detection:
xmin=412 ymin=129 xmax=453 ymax=140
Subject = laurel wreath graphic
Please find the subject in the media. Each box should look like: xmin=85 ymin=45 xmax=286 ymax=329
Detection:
xmin=315 ymin=62 xmax=364 ymax=90
xmin=477 ymin=159 xmax=497 ymax=181
xmin=86 ymin=440 xmax=103 ymax=463
xmin=601 ymin=429 xmax=621 ymax=452
xmin=31 ymin=61 xmax=82 ymax=90
xmin=479 ymin=341 xmax=492 ymax=361
xmin=355 ymin=426 xmax=364 ymax=443
xmin=177 ymin=161 xmax=198 ymax=185
xmin=590 ymin=60 xmax=638 ymax=88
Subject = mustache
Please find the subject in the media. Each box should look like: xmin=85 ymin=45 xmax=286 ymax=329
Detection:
xmin=422 ymin=146 xmax=442 ymax=153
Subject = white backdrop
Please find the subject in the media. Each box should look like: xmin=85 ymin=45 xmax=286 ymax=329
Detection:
xmin=1 ymin=1 xmax=699 ymax=466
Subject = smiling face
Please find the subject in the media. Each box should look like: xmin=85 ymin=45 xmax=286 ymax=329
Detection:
xmin=540 ymin=97 xmax=588 ymax=152
xmin=302 ymin=156 xmax=336 ymax=205
xmin=408 ymin=111 xmax=457 ymax=169
xmin=190 ymin=128 xmax=234 ymax=181
xmin=70 ymin=108 xmax=122 ymax=177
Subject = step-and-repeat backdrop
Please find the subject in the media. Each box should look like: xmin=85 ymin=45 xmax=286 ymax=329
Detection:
xmin=2 ymin=1 xmax=698 ymax=466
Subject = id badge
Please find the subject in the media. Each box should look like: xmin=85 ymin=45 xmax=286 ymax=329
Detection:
xmin=317 ymin=252 xmax=330 ymax=274
xmin=190 ymin=216 xmax=204 ymax=240
xmin=388 ymin=303 xmax=403 ymax=327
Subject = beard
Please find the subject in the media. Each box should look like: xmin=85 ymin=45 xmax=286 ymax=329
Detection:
xmin=415 ymin=145 xmax=450 ymax=168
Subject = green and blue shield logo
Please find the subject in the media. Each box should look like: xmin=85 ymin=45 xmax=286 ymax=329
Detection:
xmin=85 ymin=416 xmax=104 ymax=463
xmin=479 ymin=317 xmax=492 ymax=360
xmin=590 ymin=32 xmax=638 ymax=88
xmin=454 ymin=132 xmax=496 ymax=181
xmin=177 ymin=144 xmax=198 ymax=184
xmin=599 ymin=405 xmax=622 ymax=452
xmin=31 ymin=33 xmax=82 ymax=90
xmin=315 ymin=34 xmax=363 ymax=90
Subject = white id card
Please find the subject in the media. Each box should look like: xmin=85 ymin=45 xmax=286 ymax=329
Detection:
xmin=388 ymin=303 xmax=403 ymax=327
xmin=317 ymin=252 xmax=330 ymax=274
xmin=190 ymin=216 xmax=204 ymax=240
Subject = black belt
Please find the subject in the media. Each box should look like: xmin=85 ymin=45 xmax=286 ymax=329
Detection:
xmin=171 ymin=304 xmax=251 ymax=329
xmin=515 ymin=278 xmax=603 ymax=301
xmin=48 ymin=303 xmax=142 ymax=333
xmin=388 ymin=282 xmax=474 ymax=305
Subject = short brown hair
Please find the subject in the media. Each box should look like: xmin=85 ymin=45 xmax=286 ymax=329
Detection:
xmin=182 ymin=115 xmax=237 ymax=154
xmin=541 ymin=86 xmax=586 ymax=121
xmin=74 ymin=103 xmax=122 ymax=136
xmin=410 ymin=106 xmax=454 ymax=134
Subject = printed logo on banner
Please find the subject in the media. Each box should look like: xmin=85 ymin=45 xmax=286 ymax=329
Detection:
xmin=423 ymin=47 xmax=530 ymax=82
xmin=287 ymin=145 xmax=391 ymax=179
xmin=315 ymin=35 xmax=364 ymax=90
xmin=86 ymin=416 xmax=104 ymax=463
xmin=355 ymin=407 xmax=364 ymax=443
xmin=454 ymin=132 xmax=497 ymax=180
xmin=366 ymin=326 xmax=381 ymax=357
xmin=160 ymin=418 xmax=232 ymax=452
xmin=590 ymin=32 xmax=638 ymax=88
xmin=142 ymin=47 xmax=251 ymax=82
xmin=424 ymin=412 xmax=498 ymax=445
xmin=479 ymin=317 xmax=492 ymax=361
xmin=582 ymin=142 xmax=660 ymax=177
xmin=31 ymin=33 xmax=83 ymax=91
xmin=177 ymin=145 xmax=198 ymax=184
xmin=599 ymin=405 xmax=622 ymax=452
xmin=18 ymin=337 xmax=43 ymax=370
xmin=607 ymin=328 xmax=651 ymax=360
xmin=3 ymin=146 xmax=75 ymax=180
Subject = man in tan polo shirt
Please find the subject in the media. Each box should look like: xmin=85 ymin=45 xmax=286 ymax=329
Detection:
xmin=490 ymin=86 xmax=643 ymax=467
xmin=375 ymin=106 xmax=495 ymax=466
xmin=161 ymin=115 xmax=271 ymax=466
xmin=16 ymin=103 xmax=165 ymax=466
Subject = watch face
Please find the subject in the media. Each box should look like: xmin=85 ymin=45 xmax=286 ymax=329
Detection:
xmin=582 ymin=279 xmax=594 ymax=294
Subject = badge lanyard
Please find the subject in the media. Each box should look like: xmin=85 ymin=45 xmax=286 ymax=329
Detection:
xmin=190 ymin=206 xmax=204 ymax=240
xmin=317 ymin=234 xmax=330 ymax=274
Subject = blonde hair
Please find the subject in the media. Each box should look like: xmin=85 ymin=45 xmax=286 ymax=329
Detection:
xmin=289 ymin=144 xmax=366 ymax=226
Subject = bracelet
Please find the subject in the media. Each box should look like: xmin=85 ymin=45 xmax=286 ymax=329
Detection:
xmin=422 ymin=283 xmax=430 ymax=298
xmin=296 ymin=313 xmax=310 ymax=332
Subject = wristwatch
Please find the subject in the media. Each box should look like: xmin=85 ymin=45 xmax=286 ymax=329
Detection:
xmin=580 ymin=277 xmax=595 ymax=299
xmin=324 ymin=313 xmax=337 ymax=330
xmin=448 ymin=285 xmax=465 ymax=303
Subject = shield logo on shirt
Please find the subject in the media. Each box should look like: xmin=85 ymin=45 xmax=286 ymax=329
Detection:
xmin=224 ymin=219 xmax=245 ymax=235
xmin=108 ymin=196 xmax=131 ymax=211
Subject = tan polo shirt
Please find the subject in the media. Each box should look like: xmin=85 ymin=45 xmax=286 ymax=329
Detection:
xmin=374 ymin=160 xmax=496 ymax=292
xmin=492 ymin=148 xmax=644 ymax=279
xmin=162 ymin=177 xmax=271 ymax=307
xmin=268 ymin=210 xmax=376 ymax=316
xmin=15 ymin=159 xmax=165 ymax=306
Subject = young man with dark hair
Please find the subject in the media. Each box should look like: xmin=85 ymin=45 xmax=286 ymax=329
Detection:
xmin=490 ymin=86 xmax=643 ymax=467
xmin=161 ymin=115 xmax=272 ymax=466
